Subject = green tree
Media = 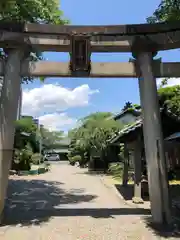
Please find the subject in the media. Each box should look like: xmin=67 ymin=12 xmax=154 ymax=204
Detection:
xmin=132 ymin=104 xmax=141 ymax=110
xmin=0 ymin=0 xmax=68 ymax=24
xmin=14 ymin=118 xmax=64 ymax=169
xmin=0 ymin=0 xmax=68 ymax=82
xmin=147 ymin=0 xmax=180 ymax=23
xmin=14 ymin=117 xmax=38 ymax=150
xmin=159 ymin=78 xmax=168 ymax=88
xmin=158 ymin=84 xmax=180 ymax=115
xmin=122 ymin=101 xmax=133 ymax=111
xmin=13 ymin=117 xmax=39 ymax=170
xmin=119 ymin=84 xmax=180 ymax=117
xmin=41 ymin=127 xmax=64 ymax=150
xmin=68 ymin=112 xmax=123 ymax=168
xmin=81 ymin=112 xmax=113 ymax=122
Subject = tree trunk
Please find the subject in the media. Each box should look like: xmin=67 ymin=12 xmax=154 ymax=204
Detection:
xmin=0 ymin=49 xmax=25 ymax=219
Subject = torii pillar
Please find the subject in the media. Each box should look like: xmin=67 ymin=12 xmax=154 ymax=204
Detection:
xmin=0 ymin=48 xmax=26 ymax=220
xmin=133 ymin=49 xmax=171 ymax=225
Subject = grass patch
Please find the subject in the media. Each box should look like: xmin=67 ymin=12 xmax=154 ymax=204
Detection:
xmin=108 ymin=162 xmax=134 ymax=184
xmin=108 ymin=163 xmax=180 ymax=186
xmin=170 ymin=180 xmax=180 ymax=185
xmin=108 ymin=163 xmax=180 ymax=204
xmin=17 ymin=163 xmax=50 ymax=176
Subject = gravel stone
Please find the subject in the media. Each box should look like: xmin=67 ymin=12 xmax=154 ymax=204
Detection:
xmin=0 ymin=162 xmax=177 ymax=239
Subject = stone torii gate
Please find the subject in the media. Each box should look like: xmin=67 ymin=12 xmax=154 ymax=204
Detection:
xmin=1 ymin=21 xmax=180 ymax=225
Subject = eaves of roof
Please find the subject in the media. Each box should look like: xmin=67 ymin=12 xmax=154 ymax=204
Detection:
xmin=113 ymin=108 xmax=141 ymax=120
xmin=109 ymin=119 xmax=142 ymax=144
xmin=109 ymin=108 xmax=180 ymax=144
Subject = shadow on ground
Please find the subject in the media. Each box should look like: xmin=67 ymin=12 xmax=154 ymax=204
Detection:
xmin=74 ymin=170 xmax=105 ymax=176
xmin=2 ymin=178 xmax=151 ymax=227
xmin=114 ymin=184 xmax=149 ymax=201
xmin=144 ymin=216 xmax=180 ymax=238
xmin=3 ymin=178 xmax=97 ymax=226
xmin=115 ymin=183 xmax=180 ymax=238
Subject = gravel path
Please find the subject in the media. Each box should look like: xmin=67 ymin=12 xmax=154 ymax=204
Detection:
xmin=0 ymin=162 xmax=177 ymax=239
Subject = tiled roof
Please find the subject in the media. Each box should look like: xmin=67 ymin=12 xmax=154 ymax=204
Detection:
xmin=109 ymin=119 xmax=142 ymax=144
xmin=113 ymin=108 xmax=141 ymax=120
xmin=109 ymin=109 xmax=180 ymax=144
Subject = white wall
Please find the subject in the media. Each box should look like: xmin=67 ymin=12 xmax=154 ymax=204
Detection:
xmin=116 ymin=113 xmax=137 ymax=125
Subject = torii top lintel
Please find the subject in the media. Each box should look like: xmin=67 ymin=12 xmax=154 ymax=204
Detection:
xmin=0 ymin=21 xmax=180 ymax=52
xmin=1 ymin=21 xmax=180 ymax=35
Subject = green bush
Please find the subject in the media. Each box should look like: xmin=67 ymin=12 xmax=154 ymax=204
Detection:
xmin=68 ymin=152 xmax=74 ymax=165
xmin=72 ymin=155 xmax=81 ymax=162
xmin=69 ymin=155 xmax=81 ymax=166
xmin=78 ymin=156 xmax=88 ymax=168
xmin=69 ymin=157 xmax=75 ymax=166
xmin=18 ymin=149 xmax=32 ymax=171
xmin=67 ymin=152 xmax=72 ymax=159
xmin=108 ymin=163 xmax=124 ymax=178
xmin=31 ymin=153 xmax=42 ymax=165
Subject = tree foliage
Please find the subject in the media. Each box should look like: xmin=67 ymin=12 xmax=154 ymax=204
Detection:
xmin=40 ymin=127 xmax=64 ymax=150
xmin=80 ymin=112 xmax=113 ymax=123
xmin=13 ymin=117 xmax=64 ymax=170
xmin=121 ymin=80 xmax=180 ymax=117
xmin=14 ymin=117 xmax=38 ymax=151
xmin=0 ymin=0 xmax=68 ymax=83
xmin=122 ymin=101 xmax=133 ymax=111
xmin=122 ymin=102 xmax=141 ymax=112
xmin=68 ymin=112 xmax=124 ymax=165
xmin=158 ymin=81 xmax=180 ymax=116
xmin=0 ymin=0 xmax=68 ymax=24
xmin=147 ymin=0 xmax=180 ymax=23
xmin=13 ymin=117 xmax=39 ymax=170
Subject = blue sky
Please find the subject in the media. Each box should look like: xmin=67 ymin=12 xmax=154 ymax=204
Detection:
xmin=22 ymin=0 xmax=180 ymax=132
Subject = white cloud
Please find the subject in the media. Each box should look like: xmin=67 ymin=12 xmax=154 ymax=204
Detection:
xmin=22 ymin=83 xmax=99 ymax=116
xmin=39 ymin=112 xmax=77 ymax=131
xmin=157 ymin=78 xmax=180 ymax=88
xmin=21 ymin=83 xmax=99 ymax=131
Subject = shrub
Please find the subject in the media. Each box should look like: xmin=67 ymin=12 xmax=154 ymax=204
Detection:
xmin=69 ymin=157 xmax=75 ymax=166
xmin=69 ymin=155 xmax=81 ymax=166
xmin=12 ymin=149 xmax=21 ymax=171
xmin=67 ymin=152 xmax=72 ymax=159
xmin=78 ymin=156 xmax=88 ymax=168
xmin=18 ymin=149 xmax=31 ymax=171
xmin=31 ymin=153 xmax=42 ymax=165
xmin=72 ymin=155 xmax=82 ymax=162
xmin=107 ymin=163 xmax=124 ymax=179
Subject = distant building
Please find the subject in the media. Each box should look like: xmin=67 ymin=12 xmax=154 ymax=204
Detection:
xmin=21 ymin=115 xmax=33 ymax=119
xmin=113 ymin=108 xmax=141 ymax=125
xmin=47 ymin=138 xmax=71 ymax=161
xmin=33 ymin=118 xmax=39 ymax=128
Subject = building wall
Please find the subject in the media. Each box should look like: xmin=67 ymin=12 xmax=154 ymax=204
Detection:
xmin=116 ymin=113 xmax=138 ymax=125
xmin=165 ymin=142 xmax=180 ymax=170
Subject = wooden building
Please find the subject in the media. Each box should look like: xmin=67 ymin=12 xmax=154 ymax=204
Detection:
xmin=109 ymin=108 xmax=180 ymax=203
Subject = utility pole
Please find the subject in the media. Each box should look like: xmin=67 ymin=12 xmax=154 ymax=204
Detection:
xmin=38 ymin=123 xmax=42 ymax=164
